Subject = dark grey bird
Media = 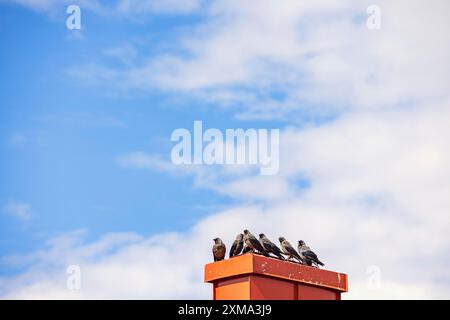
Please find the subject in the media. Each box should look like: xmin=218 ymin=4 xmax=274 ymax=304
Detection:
xmin=212 ymin=238 xmax=226 ymax=262
xmin=259 ymin=233 xmax=285 ymax=260
xmin=243 ymin=229 xmax=268 ymax=256
xmin=279 ymin=236 xmax=304 ymax=263
xmin=229 ymin=233 xmax=244 ymax=258
xmin=298 ymin=240 xmax=324 ymax=267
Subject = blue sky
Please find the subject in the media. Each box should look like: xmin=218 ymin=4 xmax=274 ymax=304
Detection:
xmin=0 ymin=1 xmax=291 ymax=264
xmin=0 ymin=0 xmax=449 ymax=299
xmin=0 ymin=4 xmax=240 ymax=252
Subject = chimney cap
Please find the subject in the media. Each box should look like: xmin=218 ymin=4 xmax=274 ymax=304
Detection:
xmin=205 ymin=253 xmax=348 ymax=292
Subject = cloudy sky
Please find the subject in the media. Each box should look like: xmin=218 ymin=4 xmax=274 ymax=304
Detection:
xmin=0 ymin=0 xmax=449 ymax=299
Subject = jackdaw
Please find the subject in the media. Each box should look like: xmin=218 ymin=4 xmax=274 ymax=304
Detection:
xmin=278 ymin=236 xmax=304 ymax=263
xmin=229 ymin=233 xmax=244 ymax=258
xmin=259 ymin=233 xmax=285 ymax=260
xmin=243 ymin=229 xmax=268 ymax=256
xmin=212 ymin=238 xmax=226 ymax=262
xmin=298 ymin=240 xmax=324 ymax=267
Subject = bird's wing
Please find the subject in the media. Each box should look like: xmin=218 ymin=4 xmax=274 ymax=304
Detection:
xmin=259 ymin=239 xmax=266 ymax=249
xmin=286 ymin=245 xmax=297 ymax=255
xmin=213 ymin=244 xmax=223 ymax=257
xmin=285 ymin=243 xmax=302 ymax=259
xmin=304 ymin=250 xmax=318 ymax=260
xmin=236 ymin=241 xmax=243 ymax=254
xmin=266 ymin=241 xmax=283 ymax=254
xmin=303 ymin=250 xmax=319 ymax=261
xmin=250 ymin=237 xmax=266 ymax=252
xmin=229 ymin=241 xmax=237 ymax=257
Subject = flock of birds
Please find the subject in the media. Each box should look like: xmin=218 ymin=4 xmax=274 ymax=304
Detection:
xmin=212 ymin=229 xmax=324 ymax=267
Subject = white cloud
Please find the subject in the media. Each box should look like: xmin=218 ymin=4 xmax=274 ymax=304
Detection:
xmin=69 ymin=0 xmax=450 ymax=119
xmin=1 ymin=176 xmax=449 ymax=299
xmin=116 ymin=0 xmax=201 ymax=15
xmin=112 ymin=99 xmax=449 ymax=299
xmin=3 ymin=201 xmax=32 ymax=221
xmin=104 ymin=44 xmax=137 ymax=66
xmin=118 ymin=152 xmax=176 ymax=172
xmin=3 ymin=97 xmax=449 ymax=298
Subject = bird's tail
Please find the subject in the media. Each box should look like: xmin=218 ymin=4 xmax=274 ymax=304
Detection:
xmin=312 ymin=259 xmax=324 ymax=266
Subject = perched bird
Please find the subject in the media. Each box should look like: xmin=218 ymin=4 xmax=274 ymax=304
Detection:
xmin=259 ymin=233 xmax=285 ymax=260
xmin=279 ymin=237 xmax=304 ymax=263
xmin=243 ymin=229 xmax=268 ymax=256
xmin=298 ymin=240 xmax=324 ymax=267
xmin=229 ymin=233 xmax=244 ymax=258
xmin=212 ymin=238 xmax=226 ymax=262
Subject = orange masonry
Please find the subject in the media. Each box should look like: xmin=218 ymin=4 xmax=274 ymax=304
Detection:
xmin=204 ymin=253 xmax=348 ymax=300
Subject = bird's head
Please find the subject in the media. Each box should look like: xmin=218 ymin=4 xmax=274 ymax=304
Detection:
xmin=259 ymin=233 xmax=265 ymax=238
xmin=298 ymin=240 xmax=305 ymax=246
xmin=213 ymin=238 xmax=221 ymax=244
xmin=243 ymin=229 xmax=249 ymax=235
xmin=278 ymin=236 xmax=285 ymax=243
xmin=236 ymin=233 xmax=244 ymax=240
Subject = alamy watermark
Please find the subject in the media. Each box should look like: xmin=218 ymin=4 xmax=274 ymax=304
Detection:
xmin=66 ymin=264 xmax=81 ymax=290
xmin=366 ymin=5 xmax=381 ymax=30
xmin=170 ymin=121 xmax=279 ymax=175
xmin=66 ymin=5 xmax=81 ymax=30
xmin=366 ymin=264 xmax=381 ymax=289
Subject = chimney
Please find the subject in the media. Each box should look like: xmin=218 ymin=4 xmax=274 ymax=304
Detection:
xmin=204 ymin=254 xmax=348 ymax=300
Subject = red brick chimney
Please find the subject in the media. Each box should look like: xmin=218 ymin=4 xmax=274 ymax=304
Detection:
xmin=205 ymin=253 xmax=348 ymax=300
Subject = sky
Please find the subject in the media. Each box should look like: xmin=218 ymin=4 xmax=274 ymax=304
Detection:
xmin=0 ymin=0 xmax=449 ymax=299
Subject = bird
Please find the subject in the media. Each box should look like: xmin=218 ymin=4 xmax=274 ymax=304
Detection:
xmin=259 ymin=233 xmax=285 ymax=260
xmin=243 ymin=229 xmax=268 ymax=256
xmin=298 ymin=240 xmax=324 ymax=267
xmin=278 ymin=236 xmax=304 ymax=263
xmin=229 ymin=233 xmax=244 ymax=258
xmin=212 ymin=238 xmax=226 ymax=262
